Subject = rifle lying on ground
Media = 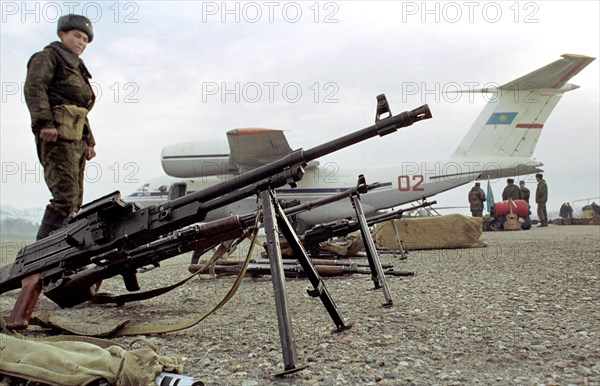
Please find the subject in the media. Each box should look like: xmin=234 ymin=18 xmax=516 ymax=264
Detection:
xmin=190 ymin=262 xmax=414 ymax=278
xmin=251 ymin=257 xmax=394 ymax=268
xmin=0 ymin=98 xmax=432 ymax=330
xmin=302 ymin=200 xmax=437 ymax=256
xmin=189 ymin=258 xmax=414 ymax=278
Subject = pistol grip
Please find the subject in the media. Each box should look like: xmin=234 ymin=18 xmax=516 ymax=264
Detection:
xmin=7 ymin=274 xmax=42 ymax=330
xmin=122 ymin=270 xmax=140 ymax=292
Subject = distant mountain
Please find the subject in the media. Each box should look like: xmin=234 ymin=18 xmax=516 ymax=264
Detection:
xmin=1 ymin=205 xmax=44 ymax=223
xmin=0 ymin=205 xmax=43 ymax=237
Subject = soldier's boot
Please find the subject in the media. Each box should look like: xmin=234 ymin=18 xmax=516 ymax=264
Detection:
xmin=36 ymin=208 xmax=68 ymax=240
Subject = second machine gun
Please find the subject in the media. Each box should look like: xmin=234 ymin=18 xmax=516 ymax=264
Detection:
xmin=302 ymin=200 xmax=437 ymax=257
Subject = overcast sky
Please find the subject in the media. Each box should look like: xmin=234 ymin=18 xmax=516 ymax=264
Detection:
xmin=1 ymin=1 xmax=598 ymax=215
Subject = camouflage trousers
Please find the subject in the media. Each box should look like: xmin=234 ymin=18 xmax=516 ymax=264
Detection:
xmin=36 ymin=137 xmax=87 ymax=217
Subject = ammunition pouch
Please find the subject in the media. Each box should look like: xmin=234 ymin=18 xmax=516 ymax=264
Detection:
xmin=52 ymin=104 xmax=88 ymax=140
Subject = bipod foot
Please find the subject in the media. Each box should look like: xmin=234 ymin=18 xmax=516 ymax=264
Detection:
xmin=5 ymin=318 xmax=29 ymax=331
xmin=331 ymin=322 xmax=353 ymax=334
xmin=6 ymin=274 xmax=42 ymax=330
xmin=274 ymin=364 xmax=309 ymax=377
xmin=381 ymin=300 xmax=394 ymax=308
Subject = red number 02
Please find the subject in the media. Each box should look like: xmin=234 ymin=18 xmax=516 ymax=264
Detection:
xmin=397 ymin=175 xmax=425 ymax=191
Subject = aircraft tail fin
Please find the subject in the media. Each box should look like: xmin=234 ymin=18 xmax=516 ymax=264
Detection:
xmin=452 ymin=54 xmax=595 ymax=158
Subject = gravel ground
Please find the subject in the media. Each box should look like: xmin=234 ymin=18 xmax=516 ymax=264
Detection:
xmin=1 ymin=225 xmax=599 ymax=385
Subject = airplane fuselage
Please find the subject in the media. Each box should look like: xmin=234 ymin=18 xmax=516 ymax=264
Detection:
xmin=126 ymin=54 xmax=593 ymax=232
xmin=126 ymin=156 xmax=543 ymax=231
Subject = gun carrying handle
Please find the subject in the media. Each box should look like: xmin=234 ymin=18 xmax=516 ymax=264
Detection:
xmin=6 ymin=274 xmax=42 ymax=330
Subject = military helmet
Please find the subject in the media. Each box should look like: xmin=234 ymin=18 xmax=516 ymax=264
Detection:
xmin=57 ymin=14 xmax=93 ymax=42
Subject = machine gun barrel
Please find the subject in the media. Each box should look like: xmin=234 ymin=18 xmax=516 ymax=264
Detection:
xmin=302 ymin=104 xmax=431 ymax=160
xmin=283 ymin=182 xmax=381 ymax=217
xmin=366 ymin=200 xmax=437 ymax=225
xmin=163 ymin=103 xmax=430 ymax=215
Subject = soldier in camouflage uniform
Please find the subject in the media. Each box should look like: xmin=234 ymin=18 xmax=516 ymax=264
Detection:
xmin=24 ymin=14 xmax=96 ymax=240
xmin=519 ymin=180 xmax=530 ymax=204
xmin=519 ymin=180 xmax=532 ymax=229
xmin=535 ymin=173 xmax=549 ymax=227
xmin=468 ymin=182 xmax=486 ymax=217
xmin=501 ymin=178 xmax=522 ymax=201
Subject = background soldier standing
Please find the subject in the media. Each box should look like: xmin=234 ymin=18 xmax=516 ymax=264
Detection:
xmin=535 ymin=173 xmax=549 ymax=227
xmin=519 ymin=180 xmax=530 ymax=204
xmin=24 ymin=14 xmax=96 ymax=240
xmin=566 ymin=203 xmax=574 ymax=218
xmin=519 ymin=180 xmax=532 ymax=229
xmin=560 ymin=203 xmax=570 ymax=218
xmin=502 ymin=178 xmax=522 ymax=201
xmin=468 ymin=182 xmax=486 ymax=217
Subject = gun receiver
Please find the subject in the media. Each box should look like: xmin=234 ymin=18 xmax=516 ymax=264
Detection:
xmin=0 ymin=98 xmax=431 ymax=329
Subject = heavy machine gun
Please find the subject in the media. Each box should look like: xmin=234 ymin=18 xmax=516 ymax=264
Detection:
xmin=1 ymin=96 xmax=431 ymax=374
xmin=26 ymin=181 xmax=384 ymax=308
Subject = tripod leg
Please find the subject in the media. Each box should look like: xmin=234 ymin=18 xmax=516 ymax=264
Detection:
xmin=351 ymin=195 xmax=394 ymax=307
xmin=260 ymin=190 xmax=307 ymax=375
xmin=390 ymin=220 xmax=407 ymax=260
xmin=275 ymin=198 xmax=351 ymax=332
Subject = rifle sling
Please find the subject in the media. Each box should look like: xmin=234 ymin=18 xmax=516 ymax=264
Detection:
xmin=20 ymin=226 xmax=260 ymax=338
xmin=90 ymin=235 xmax=246 ymax=306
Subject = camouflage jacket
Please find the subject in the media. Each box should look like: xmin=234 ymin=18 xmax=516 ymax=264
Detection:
xmin=536 ymin=180 xmax=548 ymax=204
xmin=502 ymin=184 xmax=522 ymax=201
xmin=24 ymin=41 xmax=96 ymax=146
xmin=520 ymin=187 xmax=530 ymax=203
xmin=468 ymin=187 xmax=486 ymax=210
